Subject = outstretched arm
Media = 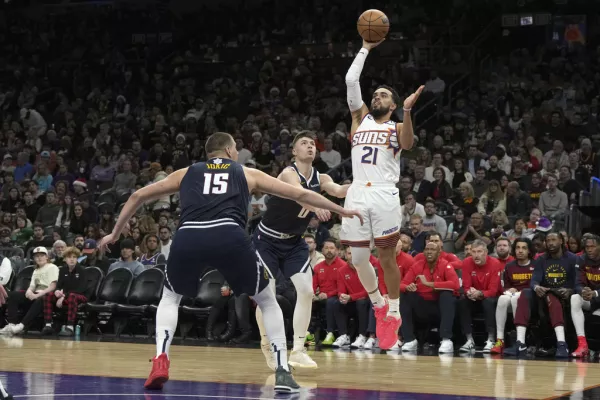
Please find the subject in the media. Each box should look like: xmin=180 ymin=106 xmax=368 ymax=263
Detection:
xmin=320 ymin=173 xmax=349 ymax=198
xmin=396 ymin=85 xmax=424 ymax=151
xmin=346 ymin=39 xmax=384 ymax=133
xmin=100 ymin=168 xmax=187 ymax=248
xmin=245 ymin=167 xmax=363 ymax=224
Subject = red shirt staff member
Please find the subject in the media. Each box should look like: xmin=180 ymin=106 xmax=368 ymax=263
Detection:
xmin=332 ymin=247 xmax=371 ymax=348
xmin=490 ymin=238 xmax=535 ymax=354
xmin=0 ymin=284 xmax=13 ymax=400
xmin=457 ymin=239 xmax=501 ymax=353
xmin=400 ymin=240 xmax=460 ymax=354
xmin=413 ymin=232 xmax=463 ymax=270
xmin=310 ymin=239 xmax=347 ymax=346
xmin=570 ymin=234 xmax=600 ymax=358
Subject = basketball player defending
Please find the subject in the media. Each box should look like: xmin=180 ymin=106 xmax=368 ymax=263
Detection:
xmin=0 ymin=284 xmax=13 ymax=400
xmin=98 ymin=133 xmax=363 ymax=394
xmin=342 ymin=38 xmax=424 ymax=349
xmin=255 ymin=131 xmax=349 ymax=370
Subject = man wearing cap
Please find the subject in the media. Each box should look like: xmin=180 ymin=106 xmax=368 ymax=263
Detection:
xmin=79 ymin=239 xmax=111 ymax=274
xmin=108 ymin=239 xmax=144 ymax=277
xmin=0 ymin=247 xmax=59 ymax=335
xmin=42 ymin=246 xmax=89 ymax=336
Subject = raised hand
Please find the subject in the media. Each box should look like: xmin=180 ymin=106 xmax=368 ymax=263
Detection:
xmin=362 ymin=39 xmax=385 ymax=51
xmin=404 ymin=85 xmax=425 ymax=110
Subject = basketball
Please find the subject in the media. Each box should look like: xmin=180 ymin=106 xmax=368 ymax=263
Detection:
xmin=357 ymin=9 xmax=389 ymax=43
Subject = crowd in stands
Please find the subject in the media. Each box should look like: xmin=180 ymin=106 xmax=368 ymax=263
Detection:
xmin=0 ymin=0 xmax=598 ymax=360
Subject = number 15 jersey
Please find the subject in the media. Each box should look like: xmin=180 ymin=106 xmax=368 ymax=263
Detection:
xmin=351 ymin=114 xmax=401 ymax=184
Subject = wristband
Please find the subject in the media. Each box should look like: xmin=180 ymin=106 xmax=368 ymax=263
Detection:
xmin=403 ymin=108 xmax=412 ymax=112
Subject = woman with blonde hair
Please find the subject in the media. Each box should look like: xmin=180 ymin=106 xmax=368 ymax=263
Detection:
xmin=478 ymin=180 xmax=507 ymax=215
xmin=490 ymin=210 xmax=511 ymax=239
xmin=452 ymin=181 xmax=479 ymax=216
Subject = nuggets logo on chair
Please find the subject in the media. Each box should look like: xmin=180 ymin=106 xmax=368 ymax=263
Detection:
xmin=544 ymin=263 xmax=567 ymax=287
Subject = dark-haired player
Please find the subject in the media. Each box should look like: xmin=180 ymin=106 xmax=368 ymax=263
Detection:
xmin=254 ymin=131 xmax=350 ymax=370
xmin=98 ymin=132 xmax=363 ymax=393
xmin=490 ymin=238 xmax=535 ymax=354
xmin=342 ymin=37 xmax=424 ymax=350
xmin=570 ymin=234 xmax=600 ymax=357
xmin=505 ymin=232 xmax=577 ymax=358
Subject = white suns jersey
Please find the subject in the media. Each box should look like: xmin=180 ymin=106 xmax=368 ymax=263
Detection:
xmin=350 ymin=114 xmax=401 ymax=184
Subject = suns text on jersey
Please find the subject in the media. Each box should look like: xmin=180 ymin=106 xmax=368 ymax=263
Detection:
xmin=352 ymin=131 xmax=392 ymax=146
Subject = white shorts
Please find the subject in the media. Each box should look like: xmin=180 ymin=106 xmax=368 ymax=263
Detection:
xmin=340 ymin=182 xmax=401 ymax=248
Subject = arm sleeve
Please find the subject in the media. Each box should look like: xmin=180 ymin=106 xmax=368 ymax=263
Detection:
xmin=345 ymin=48 xmax=369 ymax=112
xmin=400 ymin=265 xmax=416 ymax=292
xmin=462 ymin=259 xmax=472 ymax=290
xmin=531 ymin=257 xmax=544 ymax=289
xmin=434 ymin=264 xmax=460 ymax=291
xmin=483 ymin=269 xmax=501 ymax=298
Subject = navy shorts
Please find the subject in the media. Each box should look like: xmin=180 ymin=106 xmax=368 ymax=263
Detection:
xmin=165 ymin=222 xmax=269 ymax=298
xmin=252 ymin=230 xmax=311 ymax=280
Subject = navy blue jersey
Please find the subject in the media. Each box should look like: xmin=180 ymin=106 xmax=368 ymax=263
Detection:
xmin=178 ymin=157 xmax=249 ymax=228
xmin=260 ymin=164 xmax=321 ymax=236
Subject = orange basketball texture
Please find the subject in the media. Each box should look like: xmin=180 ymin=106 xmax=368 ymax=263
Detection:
xmin=357 ymin=9 xmax=390 ymax=43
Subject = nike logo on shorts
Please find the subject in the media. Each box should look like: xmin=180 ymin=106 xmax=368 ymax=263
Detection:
xmin=392 ymin=191 xmax=399 ymax=196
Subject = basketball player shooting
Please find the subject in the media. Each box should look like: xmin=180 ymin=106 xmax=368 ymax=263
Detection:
xmin=0 ymin=284 xmax=13 ymax=400
xmin=341 ymin=37 xmax=424 ymax=350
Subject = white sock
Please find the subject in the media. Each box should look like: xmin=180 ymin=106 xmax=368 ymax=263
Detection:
xmin=351 ymin=248 xmax=385 ymax=307
xmin=570 ymin=294 xmax=586 ymax=337
xmin=67 ymin=325 xmax=74 ymax=330
xmin=466 ymin=333 xmax=473 ymax=342
xmin=252 ymin=285 xmax=289 ymax=371
xmin=495 ymin=294 xmax=511 ymax=340
xmin=155 ymin=287 xmax=182 ymax=358
xmin=255 ymin=280 xmax=275 ymax=346
xmin=488 ymin=334 xmax=495 ymax=342
xmin=555 ymin=326 xmax=565 ymax=342
xmin=290 ymin=271 xmax=314 ymax=352
xmin=516 ymin=326 xmax=526 ymax=343
xmin=387 ymin=298 xmax=400 ymax=318
xmin=0 ymin=380 xmax=8 ymax=397
xmin=45 ymin=323 xmax=51 ymax=327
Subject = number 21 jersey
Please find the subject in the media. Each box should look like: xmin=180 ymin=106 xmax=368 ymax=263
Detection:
xmin=351 ymin=114 xmax=401 ymax=184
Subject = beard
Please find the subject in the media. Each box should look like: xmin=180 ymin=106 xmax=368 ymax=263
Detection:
xmin=370 ymin=104 xmax=391 ymax=118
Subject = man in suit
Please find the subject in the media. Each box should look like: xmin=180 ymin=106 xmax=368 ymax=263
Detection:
xmin=412 ymin=165 xmax=432 ymax=204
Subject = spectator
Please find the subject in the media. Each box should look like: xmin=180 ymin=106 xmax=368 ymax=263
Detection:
xmin=412 ymin=165 xmax=432 ymax=204
xmin=113 ymin=159 xmax=137 ymax=197
xmin=455 ymin=213 xmax=491 ymax=251
xmin=205 ymin=283 xmax=238 ymax=342
xmin=22 ymin=191 xmax=40 ymax=223
xmin=538 ymin=174 xmax=568 ymax=218
xmin=478 ymin=180 xmax=506 ymax=216
xmin=320 ymin=138 xmax=341 ymax=169
xmin=450 ymin=158 xmax=472 ymax=188
xmin=425 ymin=153 xmax=451 ymax=185
xmin=446 ymin=208 xmax=468 ymax=240
xmin=428 ymin=168 xmax=453 ymax=203
xmin=506 ymin=232 xmax=576 ymax=358
xmin=158 ymin=226 xmax=172 ymax=260
xmin=52 ymin=240 xmax=67 ymax=267
xmin=36 ymin=192 xmax=61 ymax=229
xmin=107 ymin=239 xmax=144 ymax=277
xmin=472 ymin=167 xmax=489 ymax=198
xmin=452 ymin=182 xmax=479 ymax=216
xmin=401 ymin=193 xmax=425 ymax=228
xmin=79 ymin=239 xmax=111 ymax=273
xmin=41 ymin=246 xmax=89 ymax=336
xmin=542 ymin=140 xmax=569 ymax=171
xmin=557 ymin=166 xmax=583 ymax=204
xmin=399 ymin=229 xmax=415 ymax=256
xmin=422 ymin=200 xmax=448 ymax=238
xmin=305 ymin=234 xmax=324 ymax=268
xmin=505 ymin=182 xmax=532 ymax=217
xmin=458 ymin=240 xmax=501 ymax=352
xmin=139 ymin=234 xmax=166 ymax=267
xmin=484 ymin=155 xmax=505 ymax=182
xmin=24 ymin=223 xmax=54 ymax=256
xmin=0 ymin=247 xmax=58 ymax=335
xmin=306 ymin=216 xmax=329 ymax=251
xmin=410 ymin=215 xmax=427 ymax=254
xmin=332 ymin=247 xmax=370 ymax=348
xmin=400 ymin=240 xmax=459 ymax=353
xmin=570 ymin=235 xmax=600 ymax=358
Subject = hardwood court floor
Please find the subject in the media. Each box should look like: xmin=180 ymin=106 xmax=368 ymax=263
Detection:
xmin=1 ymin=337 xmax=600 ymax=399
